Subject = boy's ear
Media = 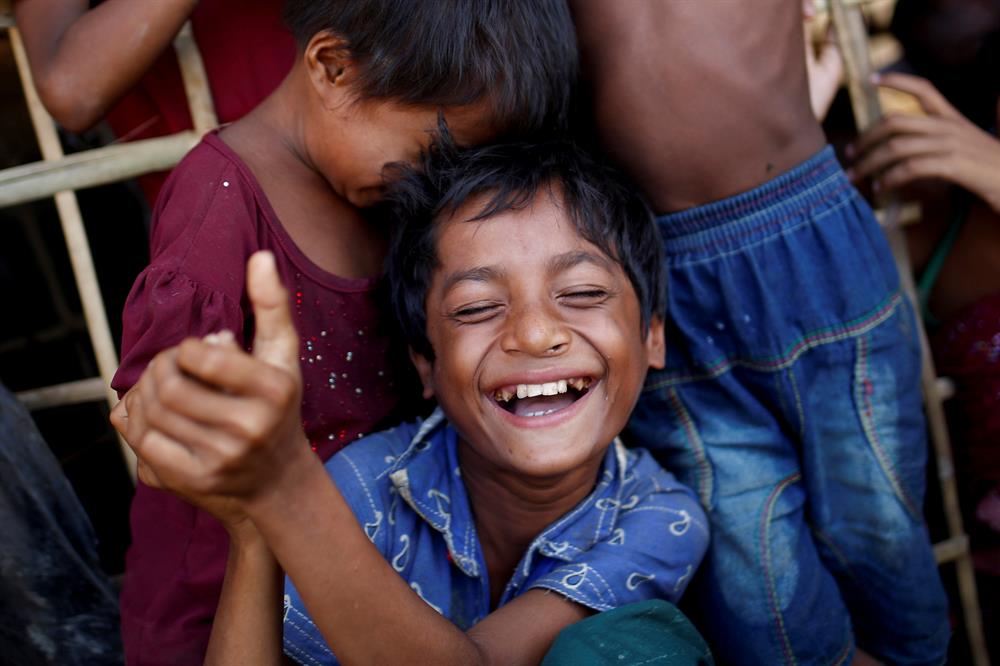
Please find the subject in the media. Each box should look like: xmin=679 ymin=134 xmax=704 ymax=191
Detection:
xmin=304 ymin=30 xmax=353 ymax=106
xmin=645 ymin=317 xmax=666 ymax=370
xmin=409 ymin=348 xmax=436 ymax=400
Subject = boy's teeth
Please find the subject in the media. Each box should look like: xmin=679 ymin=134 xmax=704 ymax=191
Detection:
xmin=494 ymin=388 xmax=514 ymax=403
xmin=507 ymin=378 xmax=588 ymax=401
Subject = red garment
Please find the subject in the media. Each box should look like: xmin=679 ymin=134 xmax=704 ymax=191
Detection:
xmin=932 ymin=290 xmax=1000 ymax=485
xmin=113 ymin=133 xmax=410 ymax=664
xmin=104 ymin=0 xmax=295 ymax=206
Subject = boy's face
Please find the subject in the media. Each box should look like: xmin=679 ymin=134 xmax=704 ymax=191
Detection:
xmin=316 ymin=97 xmax=494 ymax=208
xmin=412 ymin=190 xmax=665 ymax=479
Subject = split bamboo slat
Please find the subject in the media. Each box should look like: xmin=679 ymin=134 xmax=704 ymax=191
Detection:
xmin=3 ymin=17 xmax=220 ymax=484
xmin=827 ymin=0 xmax=990 ymax=663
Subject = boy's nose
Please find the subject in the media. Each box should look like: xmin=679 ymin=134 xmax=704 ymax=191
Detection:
xmin=501 ymin=306 xmax=570 ymax=357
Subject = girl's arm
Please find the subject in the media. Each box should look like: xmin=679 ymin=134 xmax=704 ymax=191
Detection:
xmin=13 ymin=0 xmax=199 ymax=132
xmin=204 ymin=523 xmax=287 ymax=666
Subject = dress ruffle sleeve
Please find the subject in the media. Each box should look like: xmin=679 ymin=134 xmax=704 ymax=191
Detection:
xmin=111 ymin=266 xmax=245 ymax=395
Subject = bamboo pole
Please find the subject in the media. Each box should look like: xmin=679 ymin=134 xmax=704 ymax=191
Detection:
xmin=828 ymin=2 xmax=989 ymax=663
xmin=174 ymin=21 xmax=218 ymax=134
xmin=9 ymin=26 xmax=137 ymax=482
xmin=16 ymin=377 xmax=107 ymax=411
xmin=0 ymin=132 xmax=197 ymax=208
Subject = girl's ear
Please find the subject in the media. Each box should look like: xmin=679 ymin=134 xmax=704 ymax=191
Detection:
xmin=409 ymin=348 xmax=436 ymax=400
xmin=303 ymin=30 xmax=354 ymax=108
xmin=645 ymin=317 xmax=666 ymax=370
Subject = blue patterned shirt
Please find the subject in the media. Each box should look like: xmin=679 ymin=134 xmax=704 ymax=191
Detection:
xmin=282 ymin=409 xmax=709 ymax=665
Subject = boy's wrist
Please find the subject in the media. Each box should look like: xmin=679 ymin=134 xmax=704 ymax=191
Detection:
xmin=242 ymin=436 xmax=325 ymax=521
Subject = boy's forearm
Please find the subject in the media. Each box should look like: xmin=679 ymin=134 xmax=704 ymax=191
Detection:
xmin=13 ymin=0 xmax=199 ymax=132
xmin=204 ymin=526 xmax=285 ymax=666
xmin=245 ymin=456 xmax=488 ymax=666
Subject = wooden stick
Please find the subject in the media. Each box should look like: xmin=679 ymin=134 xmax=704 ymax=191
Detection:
xmin=174 ymin=21 xmax=218 ymax=134
xmin=16 ymin=377 xmax=107 ymax=411
xmin=829 ymin=3 xmax=990 ymax=664
xmin=9 ymin=26 xmax=137 ymax=482
xmin=0 ymin=131 xmax=198 ymax=208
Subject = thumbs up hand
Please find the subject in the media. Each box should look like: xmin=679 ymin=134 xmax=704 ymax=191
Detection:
xmin=122 ymin=251 xmax=314 ymax=513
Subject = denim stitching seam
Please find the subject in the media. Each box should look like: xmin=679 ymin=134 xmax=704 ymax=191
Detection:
xmin=830 ymin=633 xmax=854 ymax=666
xmin=787 ymin=369 xmax=806 ymax=440
xmin=666 ymin=388 xmax=712 ymax=507
xmin=646 ymin=292 xmax=903 ymax=389
xmin=854 ymin=336 xmax=921 ymax=519
xmin=760 ymin=472 xmax=802 ymax=666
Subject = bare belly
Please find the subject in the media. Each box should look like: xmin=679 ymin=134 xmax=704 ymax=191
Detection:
xmin=571 ymin=0 xmax=826 ymax=213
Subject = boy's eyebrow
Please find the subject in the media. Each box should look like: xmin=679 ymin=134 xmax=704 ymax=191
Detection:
xmin=440 ymin=251 xmax=613 ymax=294
xmin=549 ymin=250 xmax=614 ymax=274
xmin=441 ymin=266 xmax=505 ymax=294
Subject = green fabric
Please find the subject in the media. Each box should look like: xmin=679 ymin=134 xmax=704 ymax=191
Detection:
xmin=541 ymin=600 xmax=714 ymax=666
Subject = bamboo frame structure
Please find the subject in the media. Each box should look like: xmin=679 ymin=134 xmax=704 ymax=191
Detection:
xmin=2 ymin=16 xmax=220 ymax=484
xmin=8 ymin=25 xmax=135 ymax=478
xmin=827 ymin=1 xmax=990 ymax=663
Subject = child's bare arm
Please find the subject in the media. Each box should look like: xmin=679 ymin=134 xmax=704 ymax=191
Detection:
xmin=204 ymin=525 xmax=287 ymax=666
xmin=13 ymin=0 xmax=198 ymax=132
xmin=124 ymin=252 xmax=592 ymax=665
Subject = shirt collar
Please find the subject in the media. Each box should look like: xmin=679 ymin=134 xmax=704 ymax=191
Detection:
xmin=388 ymin=408 xmax=632 ymax=581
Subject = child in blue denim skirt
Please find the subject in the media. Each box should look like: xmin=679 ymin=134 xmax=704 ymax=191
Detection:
xmin=111 ymin=140 xmax=710 ymax=664
xmin=571 ymin=1 xmax=950 ymax=664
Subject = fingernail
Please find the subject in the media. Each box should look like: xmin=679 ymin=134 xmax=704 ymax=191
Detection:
xmin=869 ymin=72 xmax=881 ymax=84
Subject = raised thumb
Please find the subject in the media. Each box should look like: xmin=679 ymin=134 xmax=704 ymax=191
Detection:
xmin=246 ymin=251 xmax=299 ymax=373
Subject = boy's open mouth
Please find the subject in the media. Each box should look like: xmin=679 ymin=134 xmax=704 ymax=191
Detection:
xmin=491 ymin=377 xmax=593 ymax=418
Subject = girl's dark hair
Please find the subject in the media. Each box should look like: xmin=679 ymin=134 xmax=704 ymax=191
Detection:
xmin=283 ymin=0 xmax=578 ymax=134
xmin=383 ymin=136 xmax=666 ymax=361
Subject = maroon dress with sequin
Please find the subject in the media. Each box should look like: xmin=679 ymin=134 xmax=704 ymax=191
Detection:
xmin=112 ymin=132 xmax=411 ymax=665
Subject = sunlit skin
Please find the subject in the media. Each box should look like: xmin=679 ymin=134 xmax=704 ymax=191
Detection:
xmin=411 ymin=189 xmax=664 ymax=599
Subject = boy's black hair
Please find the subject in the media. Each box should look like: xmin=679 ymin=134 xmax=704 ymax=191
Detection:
xmin=282 ymin=0 xmax=578 ymax=134
xmin=383 ymin=137 xmax=666 ymax=361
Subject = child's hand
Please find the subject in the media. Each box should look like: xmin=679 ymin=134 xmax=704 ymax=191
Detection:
xmin=847 ymin=73 xmax=1000 ymax=213
xmin=111 ymin=340 xmax=261 ymax=537
xmin=123 ymin=251 xmax=311 ymax=510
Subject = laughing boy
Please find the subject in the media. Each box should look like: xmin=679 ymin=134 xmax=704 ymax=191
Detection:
xmin=114 ymin=140 xmax=709 ymax=664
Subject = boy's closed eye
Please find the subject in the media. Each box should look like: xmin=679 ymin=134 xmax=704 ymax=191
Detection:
xmin=450 ymin=302 xmax=505 ymax=323
xmin=447 ymin=282 xmax=617 ymax=323
xmin=558 ymin=286 xmax=615 ymax=306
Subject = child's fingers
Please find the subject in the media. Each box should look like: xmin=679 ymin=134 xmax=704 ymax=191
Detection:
xmin=848 ymin=135 xmax=943 ymax=182
xmin=136 ymin=459 xmax=165 ymax=490
xmin=849 ymin=113 xmax=943 ymax=160
xmin=129 ymin=427 xmax=202 ymax=493
xmin=174 ymin=338 xmax=299 ymax=411
xmin=110 ymin=397 xmax=129 ymax=439
xmin=877 ymin=156 xmax=949 ymax=191
xmin=246 ymin=251 xmax=300 ymax=375
xmin=873 ymin=72 xmax=961 ymax=119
